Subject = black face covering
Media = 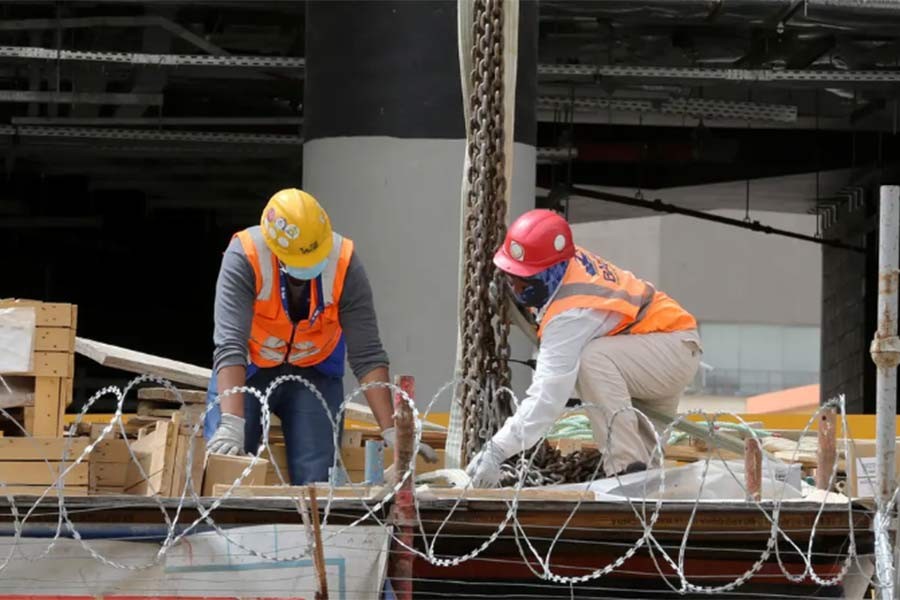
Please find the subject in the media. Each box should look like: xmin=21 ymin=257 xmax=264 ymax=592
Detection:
xmin=513 ymin=276 xmax=551 ymax=308
xmin=509 ymin=259 xmax=570 ymax=308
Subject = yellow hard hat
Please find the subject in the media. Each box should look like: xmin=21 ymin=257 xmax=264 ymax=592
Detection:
xmin=260 ymin=189 xmax=333 ymax=267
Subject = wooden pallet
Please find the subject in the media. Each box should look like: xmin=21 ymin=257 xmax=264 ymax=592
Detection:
xmin=0 ymin=437 xmax=89 ymax=495
xmin=0 ymin=300 xmax=77 ymax=437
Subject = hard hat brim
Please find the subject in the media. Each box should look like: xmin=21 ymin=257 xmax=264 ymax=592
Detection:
xmin=271 ymin=234 xmax=334 ymax=268
xmin=493 ymin=247 xmax=545 ymax=278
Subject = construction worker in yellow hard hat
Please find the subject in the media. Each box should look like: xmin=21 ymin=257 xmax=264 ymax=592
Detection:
xmin=205 ymin=189 xmax=437 ymax=484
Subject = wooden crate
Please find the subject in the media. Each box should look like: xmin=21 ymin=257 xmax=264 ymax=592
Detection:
xmin=0 ymin=437 xmax=89 ymax=495
xmin=0 ymin=300 xmax=77 ymax=437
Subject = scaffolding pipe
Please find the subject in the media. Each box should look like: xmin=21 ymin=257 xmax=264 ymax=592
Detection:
xmin=872 ymin=184 xmax=900 ymax=599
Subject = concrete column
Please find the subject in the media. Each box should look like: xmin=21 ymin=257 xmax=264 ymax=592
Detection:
xmin=304 ymin=1 xmax=537 ymax=407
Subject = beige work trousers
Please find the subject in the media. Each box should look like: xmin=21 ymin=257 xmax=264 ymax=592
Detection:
xmin=576 ymin=329 xmax=702 ymax=475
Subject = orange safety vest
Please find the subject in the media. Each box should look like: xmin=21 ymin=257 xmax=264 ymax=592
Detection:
xmin=235 ymin=226 xmax=354 ymax=368
xmin=537 ymin=246 xmax=696 ymax=338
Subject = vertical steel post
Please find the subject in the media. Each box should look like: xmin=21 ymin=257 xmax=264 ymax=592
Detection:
xmin=872 ymin=185 xmax=900 ymax=599
xmin=389 ymin=375 xmax=415 ymax=600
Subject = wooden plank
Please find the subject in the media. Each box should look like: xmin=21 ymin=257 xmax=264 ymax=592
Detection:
xmin=169 ymin=432 xmax=206 ymax=495
xmin=0 ymin=300 xmax=74 ymax=327
xmin=341 ymin=429 xmax=364 ymax=448
xmin=32 ymin=377 xmax=61 ymax=436
xmin=137 ymin=387 xmax=207 ymax=405
xmin=58 ymin=377 xmax=72 ymax=434
xmin=33 ymin=327 xmax=75 ymax=352
xmin=159 ymin=413 xmax=182 ymax=496
xmin=345 ymin=401 xmax=446 ymax=432
xmin=549 ymin=438 xmax=596 ymax=455
xmin=92 ymin=437 xmax=132 ymax=462
xmin=75 ymin=337 xmax=210 ymax=389
xmin=0 ymin=437 xmax=88 ymax=460
xmin=203 ymin=454 xmax=268 ymax=495
xmin=90 ymin=462 xmax=128 ymax=490
xmin=123 ymin=420 xmax=173 ymax=495
xmin=417 ymin=486 xmax=596 ymax=502
xmin=23 ymin=406 xmax=34 ymax=433
xmin=0 ymin=461 xmax=88 ymax=485
xmin=664 ymin=445 xmax=742 ymax=463
xmin=211 ymin=483 xmax=379 ymax=499
xmin=23 ymin=352 xmax=73 ymax=378
xmin=0 ymin=485 xmax=88 ymax=496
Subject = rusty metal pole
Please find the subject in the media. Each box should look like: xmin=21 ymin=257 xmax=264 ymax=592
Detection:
xmin=389 ymin=375 xmax=415 ymax=600
xmin=871 ymin=185 xmax=900 ymax=599
xmin=816 ymin=409 xmax=836 ymax=491
xmin=744 ymin=437 xmax=762 ymax=502
xmin=307 ymin=486 xmax=329 ymax=600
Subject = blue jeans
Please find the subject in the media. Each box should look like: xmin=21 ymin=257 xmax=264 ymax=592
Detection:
xmin=204 ymin=364 xmax=344 ymax=484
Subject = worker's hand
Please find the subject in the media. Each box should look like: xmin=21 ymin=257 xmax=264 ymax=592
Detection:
xmin=207 ymin=413 xmax=246 ymax=456
xmin=381 ymin=426 xmax=439 ymax=463
xmin=465 ymin=443 xmax=507 ymax=488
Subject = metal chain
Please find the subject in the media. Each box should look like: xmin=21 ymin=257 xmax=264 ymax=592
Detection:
xmin=458 ymin=0 xmax=513 ymax=464
xmin=499 ymin=443 xmax=603 ymax=487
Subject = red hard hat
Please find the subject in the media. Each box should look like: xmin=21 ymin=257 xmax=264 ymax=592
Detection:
xmin=493 ymin=209 xmax=575 ymax=277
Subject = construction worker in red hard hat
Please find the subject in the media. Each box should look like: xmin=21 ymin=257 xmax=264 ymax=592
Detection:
xmin=466 ymin=209 xmax=702 ymax=487
xmin=205 ymin=189 xmax=437 ymax=484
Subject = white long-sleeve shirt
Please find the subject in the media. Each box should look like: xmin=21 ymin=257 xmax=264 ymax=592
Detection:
xmin=491 ymin=307 xmax=622 ymax=459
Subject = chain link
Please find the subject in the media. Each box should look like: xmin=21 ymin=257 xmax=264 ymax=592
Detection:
xmin=457 ymin=0 xmax=513 ymax=464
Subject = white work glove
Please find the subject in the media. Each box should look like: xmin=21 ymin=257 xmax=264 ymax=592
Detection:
xmin=381 ymin=427 xmax=439 ymax=463
xmin=465 ymin=442 xmax=507 ymax=488
xmin=207 ymin=413 xmax=246 ymax=456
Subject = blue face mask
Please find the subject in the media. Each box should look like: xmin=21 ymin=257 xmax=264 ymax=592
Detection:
xmin=510 ymin=260 xmax=569 ymax=308
xmin=282 ymin=259 xmax=328 ymax=280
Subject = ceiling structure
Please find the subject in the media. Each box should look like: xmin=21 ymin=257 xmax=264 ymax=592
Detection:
xmin=0 ymin=1 xmax=898 ymax=226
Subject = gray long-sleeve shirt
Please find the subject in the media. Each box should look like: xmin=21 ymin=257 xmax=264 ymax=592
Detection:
xmin=213 ymin=233 xmax=389 ymax=380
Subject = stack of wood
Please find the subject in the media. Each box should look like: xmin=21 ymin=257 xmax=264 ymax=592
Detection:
xmin=0 ymin=300 xmax=77 ymax=437
xmin=87 ymin=387 xmax=206 ymax=496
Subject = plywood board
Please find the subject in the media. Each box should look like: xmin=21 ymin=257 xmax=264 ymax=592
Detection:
xmin=0 ymin=437 xmax=88 ymax=460
xmin=137 ymin=387 xmax=207 ymax=404
xmin=76 ymin=337 xmax=210 ymax=389
xmin=0 ymin=461 xmax=88 ymax=486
